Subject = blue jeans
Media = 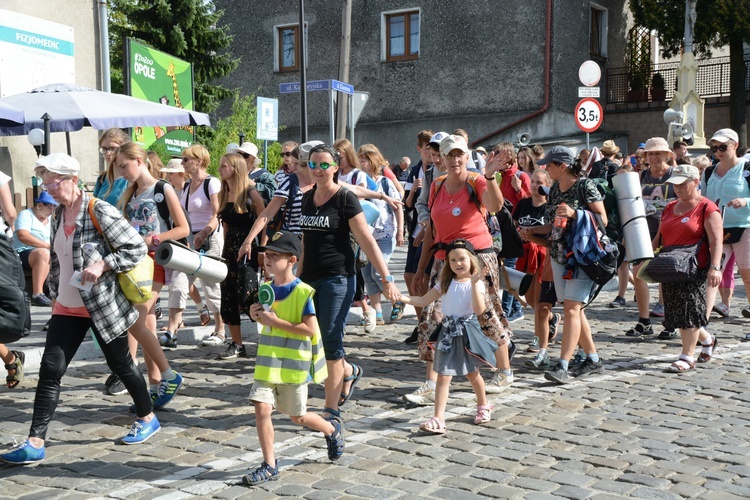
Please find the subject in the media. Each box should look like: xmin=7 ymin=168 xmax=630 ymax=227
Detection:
xmin=308 ymin=275 xmax=356 ymax=361
xmin=362 ymin=236 xmax=395 ymax=296
xmin=501 ymin=258 xmax=523 ymax=316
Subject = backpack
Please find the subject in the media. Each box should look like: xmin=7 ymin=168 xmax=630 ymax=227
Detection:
xmin=572 ymin=211 xmax=623 ymax=307
xmin=0 ymin=236 xmax=31 ymax=343
xmin=154 ymin=180 xmax=193 ymax=247
xmin=249 ymin=168 xmax=277 ymax=206
xmin=580 ymin=177 xmax=620 ymax=241
xmin=704 ymin=161 xmax=750 ymax=190
xmin=267 ymin=173 xmax=299 ymax=236
xmin=379 ymin=177 xmax=395 ymax=216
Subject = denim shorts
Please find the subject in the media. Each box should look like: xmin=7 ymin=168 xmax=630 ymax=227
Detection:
xmin=551 ymin=260 xmax=596 ymax=304
xmin=308 ymin=274 xmax=355 ymax=361
xmin=363 ymin=236 xmax=395 ymax=296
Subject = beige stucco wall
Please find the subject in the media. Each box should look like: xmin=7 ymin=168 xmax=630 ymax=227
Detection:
xmin=0 ymin=0 xmax=102 ymax=208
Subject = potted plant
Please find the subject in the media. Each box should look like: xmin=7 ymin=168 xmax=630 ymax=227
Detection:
xmin=628 ymin=73 xmax=647 ymax=102
xmin=651 ymin=72 xmax=667 ymax=101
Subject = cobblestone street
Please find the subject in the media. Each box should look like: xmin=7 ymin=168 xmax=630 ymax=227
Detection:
xmin=2 ymin=246 xmax=750 ymax=499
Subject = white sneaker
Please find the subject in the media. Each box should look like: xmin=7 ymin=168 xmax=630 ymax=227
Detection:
xmin=712 ymin=302 xmax=730 ymax=318
xmin=201 ymin=332 xmax=226 ymax=346
xmin=364 ymin=308 xmax=377 ymax=333
xmin=403 ymin=381 xmax=435 ymax=405
xmin=485 ymin=371 xmax=514 ymax=394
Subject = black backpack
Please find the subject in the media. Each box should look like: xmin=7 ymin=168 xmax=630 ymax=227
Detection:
xmin=155 ymin=180 xmax=193 ymax=247
xmin=0 ymin=236 xmax=30 ymax=343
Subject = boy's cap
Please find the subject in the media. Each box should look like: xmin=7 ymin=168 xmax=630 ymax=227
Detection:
xmin=428 ymin=131 xmax=449 ymax=146
xmin=446 ymin=238 xmax=476 ymax=255
xmin=259 ymin=230 xmax=302 ymax=258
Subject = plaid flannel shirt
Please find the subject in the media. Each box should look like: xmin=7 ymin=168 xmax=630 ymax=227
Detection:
xmin=49 ymin=193 xmax=147 ymax=344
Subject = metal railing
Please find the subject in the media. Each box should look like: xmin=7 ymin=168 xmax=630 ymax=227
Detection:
xmin=605 ymin=55 xmax=750 ymax=104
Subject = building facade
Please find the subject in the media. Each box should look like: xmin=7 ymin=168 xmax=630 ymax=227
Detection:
xmin=216 ymin=0 xmax=630 ymax=162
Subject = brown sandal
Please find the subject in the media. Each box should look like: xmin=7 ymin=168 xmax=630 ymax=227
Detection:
xmin=665 ymin=358 xmax=695 ymax=373
xmin=5 ymin=350 xmax=25 ymax=389
xmin=697 ymin=336 xmax=718 ymax=363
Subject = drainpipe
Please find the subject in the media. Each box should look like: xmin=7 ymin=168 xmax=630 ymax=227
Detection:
xmin=99 ymin=0 xmax=111 ymax=92
xmin=471 ymin=0 xmax=552 ymax=148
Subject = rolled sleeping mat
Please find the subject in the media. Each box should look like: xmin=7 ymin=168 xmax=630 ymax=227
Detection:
xmin=359 ymin=199 xmax=380 ymax=226
xmin=612 ymin=172 xmax=654 ymax=264
xmin=497 ymin=266 xmax=534 ymax=297
xmin=155 ymin=240 xmax=228 ymax=283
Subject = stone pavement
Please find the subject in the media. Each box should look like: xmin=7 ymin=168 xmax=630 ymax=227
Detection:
xmin=2 ymin=245 xmax=750 ymax=499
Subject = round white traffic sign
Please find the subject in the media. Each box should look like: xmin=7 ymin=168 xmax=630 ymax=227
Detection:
xmin=575 ymin=98 xmax=603 ymax=133
xmin=579 ymin=60 xmax=601 ymax=87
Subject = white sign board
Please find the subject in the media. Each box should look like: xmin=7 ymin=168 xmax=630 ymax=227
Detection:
xmin=256 ymin=96 xmax=278 ymax=141
xmin=578 ymin=86 xmax=601 ymax=98
xmin=578 ymin=60 xmax=601 ymax=87
xmin=0 ymin=9 xmax=75 ymax=97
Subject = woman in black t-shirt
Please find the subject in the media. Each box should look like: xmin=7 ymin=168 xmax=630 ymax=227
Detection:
xmin=298 ymin=144 xmax=401 ymax=421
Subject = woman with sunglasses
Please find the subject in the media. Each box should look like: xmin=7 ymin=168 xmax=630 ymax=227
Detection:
xmin=702 ymin=129 xmax=750 ymax=323
xmin=297 ymin=144 xmax=401 ymax=423
xmin=93 ymin=128 xmax=130 ymax=206
xmin=275 ymin=141 xmax=299 ymax=186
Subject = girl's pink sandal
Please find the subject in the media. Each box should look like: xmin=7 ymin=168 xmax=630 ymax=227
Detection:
xmin=474 ymin=404 xmax=494 ymax=424
xmin=419 ymin=416 xmax=446 ymax=434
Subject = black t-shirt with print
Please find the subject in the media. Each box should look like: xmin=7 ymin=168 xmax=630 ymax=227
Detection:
xmin=513 ymin=197 xmax=549 ymax=229
xmin=299 ymin=186 xmax=363 ymax=282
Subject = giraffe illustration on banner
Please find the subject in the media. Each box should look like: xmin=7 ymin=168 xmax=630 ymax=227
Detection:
xmin=166 ymin=61 xmax=193 ymax=134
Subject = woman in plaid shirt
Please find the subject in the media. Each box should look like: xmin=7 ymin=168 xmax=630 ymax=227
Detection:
xmin=1 ymin=153 xmax=159 ymax=466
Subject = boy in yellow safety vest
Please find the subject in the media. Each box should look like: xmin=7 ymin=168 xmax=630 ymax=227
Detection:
xmin=244 ymin=230 xmax=343 ymax=486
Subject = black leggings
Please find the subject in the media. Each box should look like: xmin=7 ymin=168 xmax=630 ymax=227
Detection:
xmin=30 ymin=315 xmax=152 ymax=440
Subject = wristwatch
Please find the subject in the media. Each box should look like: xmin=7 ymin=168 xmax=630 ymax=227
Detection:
xmin=381 ymin=275 xmax=395 ymax=284
xmin=709 ymin=265 xmax=721 ymax=271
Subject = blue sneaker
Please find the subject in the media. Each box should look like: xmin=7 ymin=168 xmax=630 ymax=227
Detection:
xmin=153 ymin=372 xmax=183 ymax=409
xmin=120 ymin=416 xmax=161 ymax=445
xmin=0 ymin=440 xmax=45 ymax=465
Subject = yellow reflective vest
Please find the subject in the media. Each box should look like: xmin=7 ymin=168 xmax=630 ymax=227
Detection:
xmin=254 ymin=280 xmax=327 ymax=384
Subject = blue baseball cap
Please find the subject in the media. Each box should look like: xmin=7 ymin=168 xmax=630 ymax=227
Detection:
xmin=35 ymin=191 xmax=58 ymax=206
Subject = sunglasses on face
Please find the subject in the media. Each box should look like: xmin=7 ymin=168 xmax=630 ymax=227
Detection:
xmin=281 ymin=151 xmax=294 ymax=157
xmin=99 ymin=146 xmax=119 ymax=155
xmin=308 ymin=161 xmax=337 ymax=170
xmin=710 ymin=144 xmax=729 ymax=153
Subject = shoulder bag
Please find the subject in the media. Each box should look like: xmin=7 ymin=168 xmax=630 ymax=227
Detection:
xmin=88 ymin=199 xmax=154 ymax=304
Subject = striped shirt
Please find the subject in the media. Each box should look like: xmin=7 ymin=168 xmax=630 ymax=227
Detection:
xmin=273 ymin=175 xmax=304 ymax=235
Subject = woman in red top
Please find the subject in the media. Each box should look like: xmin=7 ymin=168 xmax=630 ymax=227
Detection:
xmin=407 ymin=135 xmax=511 ymax=403
xmin=657 ymin=165 xmax=722 ymax=372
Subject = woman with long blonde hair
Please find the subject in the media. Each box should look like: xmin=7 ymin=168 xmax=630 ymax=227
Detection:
xmin=204 ymin=153 xmax=265 ymax=354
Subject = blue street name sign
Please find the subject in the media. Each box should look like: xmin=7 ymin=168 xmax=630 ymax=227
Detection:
xmin=279 ymin=79 xmax=354 ymax=95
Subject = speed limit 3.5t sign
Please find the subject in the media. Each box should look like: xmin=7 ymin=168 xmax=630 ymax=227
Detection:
xmin=575 ymin=97 xmax=603 ymax=133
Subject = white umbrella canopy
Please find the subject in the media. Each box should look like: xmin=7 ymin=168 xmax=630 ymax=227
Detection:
xmin=0 ymin=83 xmax=210 ymax=136
xmin=0 ymin=102 xmax=24 ymax=127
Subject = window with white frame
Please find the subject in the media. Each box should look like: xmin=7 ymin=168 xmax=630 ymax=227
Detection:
xmin=590 ymin=4 xmax=608 ymax=58
xmin=382 ymin=9 xmax=420 ymax=62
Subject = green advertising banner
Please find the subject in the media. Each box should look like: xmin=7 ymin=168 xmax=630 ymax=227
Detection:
xmin=126 ymin=39 xmax=195 ymax=155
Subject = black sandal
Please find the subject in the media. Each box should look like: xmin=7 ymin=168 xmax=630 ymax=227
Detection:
xmin=242 ymin=461 xmax=279 ymax=486
xmin=5 ymin=350 xmax=24 ymax=389
xmin=339 ymin=364 xmax=363 ymax=406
